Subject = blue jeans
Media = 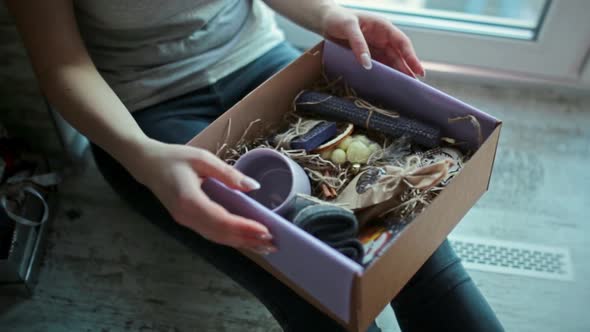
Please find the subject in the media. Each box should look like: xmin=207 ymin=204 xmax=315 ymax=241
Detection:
xmin=92 ymin=43 xmax=503 ymax=332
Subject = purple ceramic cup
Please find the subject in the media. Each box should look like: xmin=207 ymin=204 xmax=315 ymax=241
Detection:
xmin=234 ymin=148 xmax=311 ymax=216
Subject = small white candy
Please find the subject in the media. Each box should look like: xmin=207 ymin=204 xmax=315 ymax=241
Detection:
xmin=353 ymin=135 xmax=371 ymax=146
xmin=368 ymin=143 xmax=381 ymax=153
xmin=320 ymin=149 xmax=333 ymax=160
xmin=338 ymin=136 xmax=354 ymax=151
xmin=346 ymin=141 xmax=371 ymax=164
xmin=331 ymin=149 xmax=347 ymax=164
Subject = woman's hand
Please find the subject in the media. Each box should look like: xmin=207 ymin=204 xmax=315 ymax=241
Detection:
xmin=320 ymin=6 xmax=425 ymax=78
xmin=128 ymin=139 xmax=277 ymax=255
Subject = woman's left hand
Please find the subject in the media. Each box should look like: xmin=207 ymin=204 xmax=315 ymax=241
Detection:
xmin=320 ymin=6 xmax=425 ymax=78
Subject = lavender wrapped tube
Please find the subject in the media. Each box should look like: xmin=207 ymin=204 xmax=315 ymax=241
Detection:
xmin=294 ymin=90 xmax=440 ymax=148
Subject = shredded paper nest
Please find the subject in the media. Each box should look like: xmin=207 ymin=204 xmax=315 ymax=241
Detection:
xmin=216 ymin=75 xmax=472 ymax=221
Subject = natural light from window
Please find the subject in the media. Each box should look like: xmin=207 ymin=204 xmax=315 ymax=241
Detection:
xmin=338 ymin=0 xmax=549 ymax=40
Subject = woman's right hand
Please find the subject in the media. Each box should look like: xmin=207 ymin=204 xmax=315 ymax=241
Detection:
xmin=125 ymin=138 xmax=277 ymax=255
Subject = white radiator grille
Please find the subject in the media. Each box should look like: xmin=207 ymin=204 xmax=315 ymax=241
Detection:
xmin=449 ymin=236 xmax=574 ymax=281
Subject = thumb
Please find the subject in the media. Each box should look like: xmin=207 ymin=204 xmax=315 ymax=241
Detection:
xmin=344 ymin=20 xmax=372 ymax=70
xmin=191 ymin=150 xmax=261 ymax=192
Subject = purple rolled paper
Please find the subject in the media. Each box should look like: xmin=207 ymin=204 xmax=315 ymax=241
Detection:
xmin=322 ymin=41 xmax=500 ymax=149
xmin=202 ymin=178 xmax=363 ymax=323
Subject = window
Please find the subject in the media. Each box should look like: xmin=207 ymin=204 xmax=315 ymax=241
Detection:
xmin=338 ymin=0 xmax=549 ymax=40
xmin=276 ymin=0 xmax=590 ymax=88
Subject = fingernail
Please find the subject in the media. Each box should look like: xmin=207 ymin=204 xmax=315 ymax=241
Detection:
xmin=254 ymin=246 xmax=277 ymax=255
xmin=258 ymin=233 xmax=273 ymax=241
xmin=254 ymin=249 xmax=270 ymax=256
xmin=420 ymin=69 xmax=426 ymax=78
xmin=241 ymin=177 xmax=261 ymax=190
xmin=361 ymin=53 xmax=372 ymax=70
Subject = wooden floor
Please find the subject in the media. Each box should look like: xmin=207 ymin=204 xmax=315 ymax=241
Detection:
xmin=1 ymin=79 xmax=589 ymax=332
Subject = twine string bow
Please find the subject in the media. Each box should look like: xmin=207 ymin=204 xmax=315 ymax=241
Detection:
xmin=353 ymin=98 xmax=400 ymax=129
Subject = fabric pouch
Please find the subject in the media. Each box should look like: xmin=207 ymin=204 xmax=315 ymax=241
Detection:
xmin=334 ymin=158 xmax=453 ymax=225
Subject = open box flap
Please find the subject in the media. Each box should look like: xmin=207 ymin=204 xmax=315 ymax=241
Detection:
xmin=323 ymin=41 xmax=500 ymax=149
xmin=202 ymin=178 xmax=363 ymax=323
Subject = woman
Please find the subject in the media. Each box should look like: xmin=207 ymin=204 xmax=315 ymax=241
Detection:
xmin=6 ymin=0 xmax=504 ymax=331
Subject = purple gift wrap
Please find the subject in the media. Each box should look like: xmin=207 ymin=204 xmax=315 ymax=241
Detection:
xmin=323 ymin=41 xmax=499 ymax=150
xmin=202 ymin=178 xmax=363 ymax=322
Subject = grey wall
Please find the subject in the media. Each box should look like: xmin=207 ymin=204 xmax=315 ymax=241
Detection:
xmin=0 ymin=3 xmax=62 ymax=155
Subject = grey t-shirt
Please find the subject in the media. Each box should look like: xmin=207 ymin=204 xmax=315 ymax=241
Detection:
xmin=74 ymin=0 xmax=284 ymax=111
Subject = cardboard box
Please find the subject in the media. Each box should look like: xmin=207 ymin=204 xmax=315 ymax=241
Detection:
xmin=188 ymin=41 xmax=501 ymax=332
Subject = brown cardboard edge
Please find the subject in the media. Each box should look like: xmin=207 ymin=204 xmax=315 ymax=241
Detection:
xmin=354 ymin=124 xmax=503 ymax=330
xmin=349 ymin=273 xmax=363 ymax=332
xmin=486 ymin=122 xmax=503 ymax=190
